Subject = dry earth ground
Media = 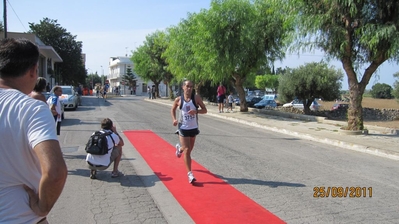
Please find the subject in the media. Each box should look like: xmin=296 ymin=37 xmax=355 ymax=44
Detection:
xmin=320 ymin=98 xmax=399 ymax=129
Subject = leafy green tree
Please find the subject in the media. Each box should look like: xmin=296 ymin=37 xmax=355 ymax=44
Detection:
xmin=29 ymin=18 xmax=86 ymax=86
xmin=393 ymin=72 xmax=399 ymax=101
xmin=85 ymin=71 xmax=101 ymax=88
xmin=131 ymin=31 xmax=172 ymax=98
xmin=131 ymin=43 xmax=163 ymax=94
xmin=182 ymin=0 xmax=290 ymax=111
xmin=292 ymin=0 xmax=399 ymax=130
xmin=370 ymin=83 xmax=393 ymax=99
xmin=278 ymin=62 xmax=343 ymax=114
xmin=255 ymin=75 xmax=279 ymax=93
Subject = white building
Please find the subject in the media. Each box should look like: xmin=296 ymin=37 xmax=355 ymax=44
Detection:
xmin=0 ymin=32 xmax=62 ymax=87
xmin=107 ymin=56 xmax=167 ymax=96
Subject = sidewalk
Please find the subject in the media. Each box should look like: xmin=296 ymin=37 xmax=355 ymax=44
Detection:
xmin=149 ymin=97 xmax=399 ymax=161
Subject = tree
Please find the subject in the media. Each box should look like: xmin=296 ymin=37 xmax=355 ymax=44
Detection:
xmin=122 ymin=66 xmax=137 ymax=91
xmin=29 ymin=18 xmax=86 ymax=85
xmin=165 ymin=12 xmax=210 ymax=97
xmin=181 ymin=0 xmax=290 ymax=112
xmin=370 ymin=83 xmax=393 ymax=99
xmin=393 ymin=72 xmax=399 ymax=101
xmin=85 ymin=71 xmax=101 ymax=88
xmin=131 ymin=43 xmax=163 ymax=94
xmin=278 ymin=62 xmax=343 ymax=114
xmin=292 ymin=0 xmax=399 ymax=130
xmin=255 ymin=74 xmax=279 ymax=93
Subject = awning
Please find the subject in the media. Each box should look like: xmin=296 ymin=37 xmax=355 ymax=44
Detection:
xmin=38 ymin=45 xmax=63 ymax=62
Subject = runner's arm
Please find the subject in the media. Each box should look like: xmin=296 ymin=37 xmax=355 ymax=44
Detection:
xmin=195 ymin=95 xmax=207 ymax=114
xmin=171 ymin=97 xmax=180 ymax=126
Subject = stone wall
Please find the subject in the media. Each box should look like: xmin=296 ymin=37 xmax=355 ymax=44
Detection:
xmin=277 ymin=107 xmax=399 ymax=121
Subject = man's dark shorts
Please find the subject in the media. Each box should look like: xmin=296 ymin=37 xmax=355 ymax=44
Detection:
xmin=178 ymin=128 xmax=200 ymax=137
xmin=217 ymin=94 xmax=225 ymax=103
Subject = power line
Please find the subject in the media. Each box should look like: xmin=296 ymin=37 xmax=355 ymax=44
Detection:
xmin=6 ymin=0 xmax=28 ymax=32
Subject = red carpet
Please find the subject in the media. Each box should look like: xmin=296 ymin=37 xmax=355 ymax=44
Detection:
xmin=124 ymin=130 xmax=285 ymax=224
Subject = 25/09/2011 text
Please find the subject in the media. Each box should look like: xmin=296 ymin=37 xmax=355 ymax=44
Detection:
xmin=313 ymin=187 xmax=372 ymax=198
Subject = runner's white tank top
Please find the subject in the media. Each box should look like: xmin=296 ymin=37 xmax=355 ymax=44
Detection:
xmin=180 ymin=99 xmax=198 ymax=130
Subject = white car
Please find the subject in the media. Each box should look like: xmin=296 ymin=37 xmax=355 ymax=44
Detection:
xmin=282 ymin=99 xmax=321 ymax=111
xmin=59 ymin=86 xmax=80 ymax=110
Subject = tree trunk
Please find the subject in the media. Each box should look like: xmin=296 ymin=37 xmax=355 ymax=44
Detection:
xmin=232 ymin=73 xmax=248 ymax=112
xmin=347 ymin=83 xmax=364 ymax=130
xmin=167 ymin=82 xmax=174 ymax=99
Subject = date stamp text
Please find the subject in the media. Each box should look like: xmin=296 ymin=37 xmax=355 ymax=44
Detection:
xmin=313 ymin=186 xmax=372 ymax=198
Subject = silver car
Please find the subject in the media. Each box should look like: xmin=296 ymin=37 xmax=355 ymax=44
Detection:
xmin=282 ymin=99 xmax=321 ymax=111
xmin=59 ymin=86 xmax=80 ymax=110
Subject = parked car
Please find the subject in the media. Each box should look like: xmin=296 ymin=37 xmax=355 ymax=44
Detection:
xmin=234 ymin=98 xmax=240 ymax=106
xmin=332 ymin=103 xmax=349 ymax=111
xmin=59 ymin=85 xmax=80 ymax=110
xmin=246 ymin=96 xmax=263 ymax=108
xmin=282 ymin=99 xmax=321 ymax=111
xmin=43 ymin=92 xmax=65 ymax=120
xmin=254 ymin=99 xmax=277 ymax=109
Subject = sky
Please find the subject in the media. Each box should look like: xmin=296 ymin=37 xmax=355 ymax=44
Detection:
xmin=2 ymin=0 xmax=398 ymax=90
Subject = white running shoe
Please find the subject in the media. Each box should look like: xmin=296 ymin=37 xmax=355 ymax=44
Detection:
xmin=175 ymin=143 xmax=182 ymax=158
xmin=188 ymin=171 xmax=196 ymax=183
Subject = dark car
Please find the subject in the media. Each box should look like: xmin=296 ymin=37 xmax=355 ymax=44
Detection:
xmin=254 ymin=99 xmax=277 ymax=109
xmin=234 ymin=98 xmax=240 ymax=106
xmin=246 ymin=96 xmax=263 ymax=108
xmin=332 ymin=103 xmax=349 ymax=111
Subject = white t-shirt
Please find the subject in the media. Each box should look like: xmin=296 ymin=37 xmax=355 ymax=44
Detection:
xmin=47 ymin=95 xmax=62 ymax=122
xmin=0 ymin=88 xmax=58 ymax=223
xmin=86 ymin=130 xmax=120 ymax=166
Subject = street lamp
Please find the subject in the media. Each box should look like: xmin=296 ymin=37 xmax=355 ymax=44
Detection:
xmin=101 ymin=66 xmax=104 ymax=86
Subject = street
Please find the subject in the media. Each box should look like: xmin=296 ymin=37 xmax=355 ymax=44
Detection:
xmin=49 ymin=95 xmax=399 ymax=224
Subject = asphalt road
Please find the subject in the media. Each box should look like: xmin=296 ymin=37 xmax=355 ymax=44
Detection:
xmin=49 ymin=95 xmax=399 ymax=224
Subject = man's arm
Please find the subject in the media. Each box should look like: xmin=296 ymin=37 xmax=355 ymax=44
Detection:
xmin=195 ymin=95 xmax=207 ymax=114
xmin=24 ymin=140 xmax=67 ymax=217
xmin=111 ymin=126 xmax=124 ymax=147
xmin=171 ymin=97 xmax=180 ymax=126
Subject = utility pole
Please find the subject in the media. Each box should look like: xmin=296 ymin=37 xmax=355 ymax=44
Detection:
xmin=3 ymin=0 xmax=7 ymax=38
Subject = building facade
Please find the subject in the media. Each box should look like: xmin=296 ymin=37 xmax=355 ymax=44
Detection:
xmin=0 ymin=32 xmax=63 ymax=88
xmin=107 ymin=56 xmax=167 ymax=96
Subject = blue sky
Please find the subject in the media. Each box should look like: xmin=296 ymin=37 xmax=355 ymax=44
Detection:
xmin=2 ymin=0 xmax=398 ymax=90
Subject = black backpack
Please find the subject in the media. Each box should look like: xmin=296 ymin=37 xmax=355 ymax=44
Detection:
xmin=85 ymin=131 xmax=115 ymax=155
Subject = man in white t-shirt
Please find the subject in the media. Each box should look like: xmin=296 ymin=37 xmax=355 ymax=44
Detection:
xmin=86 ymin=118 xmax=124 ymax=179
xmin=0 ymin=38 xmax=67 ymax=223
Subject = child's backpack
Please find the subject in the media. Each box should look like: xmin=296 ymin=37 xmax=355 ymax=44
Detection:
xmin=85 ymin=131 xmax=115 ymax=155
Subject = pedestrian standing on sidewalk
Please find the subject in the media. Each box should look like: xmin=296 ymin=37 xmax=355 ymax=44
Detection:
xmin=147 ymin=85 xmax=151 ymax=99
xmin=0 ymin=38 xmax=67 ymax=223
xmin=47 ymin=86 xmax=63 ymax=136
xmin=171 ymin=80 xmax=207 ymax=183
xmin=217 ymin=82 xmax=226 ymax=113
xmin=227 ymin=92 xmax=234 ymax=112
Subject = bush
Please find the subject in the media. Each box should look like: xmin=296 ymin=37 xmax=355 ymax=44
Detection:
xmin=370 ymin=83 xmax=393 ymax=99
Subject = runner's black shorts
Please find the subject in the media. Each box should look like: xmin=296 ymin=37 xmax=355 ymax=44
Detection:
xmin=178 ymin=128 xmax=200 ymax=137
